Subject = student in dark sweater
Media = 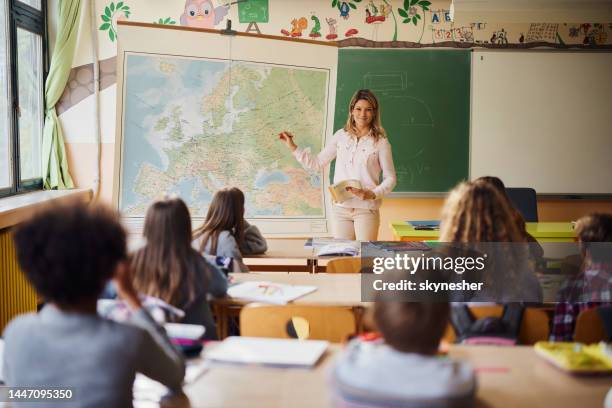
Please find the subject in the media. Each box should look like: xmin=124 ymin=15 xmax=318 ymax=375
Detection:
xmin=3 ymin=201 xmax=185 ymax=408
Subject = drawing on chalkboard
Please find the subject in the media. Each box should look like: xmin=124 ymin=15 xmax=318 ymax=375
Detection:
xmin=363 ymin=71 xmax=434 ymax=127
xmin=238 ymin=0 xmax=269 ymax=24
xmin=395 ymin=147 xmax=431 ymax=186
xmin=361 ymin=70 xmax=435 ymax=188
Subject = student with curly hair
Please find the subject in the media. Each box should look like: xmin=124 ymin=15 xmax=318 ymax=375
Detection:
xmin=130 ymin=197 xmax=228 ymax=339
xmin=475 ymin=175 xmax=543 ymax=258
xmin=439 ymin=180 xmax=542 ymax=342
xmin=2 ymin=201 xmax=185 ymax=407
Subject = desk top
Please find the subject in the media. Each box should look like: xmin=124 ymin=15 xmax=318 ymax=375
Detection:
xmin=220 ymin=272 xmax=363 ymax=306
xmin=391 ymin=221 xmax=576 ymax=241
xmin=525 ymin=222 xmax=575 ymax=238
xmin=246 ymin=239 xmax=314 ymax=260
xmin=185 ymin=344 xmax=611 ymax=408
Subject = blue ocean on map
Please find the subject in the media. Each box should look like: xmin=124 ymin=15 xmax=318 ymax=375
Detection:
xmin=254 ymin=170 xmax=290 ymax=189
xmin=167 ymin=177 xmax=213 ymax=205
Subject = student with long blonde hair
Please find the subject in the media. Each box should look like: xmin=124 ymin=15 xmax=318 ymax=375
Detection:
xmin=279 ymin=89 xmax=397 ymax=241
xmin=439 ymin=180 xmax=541 ymax=302
xmin=193 ymin=187 xmax=267 ymax=272
xmin=131 ymin=197 xmax=227 ymax=339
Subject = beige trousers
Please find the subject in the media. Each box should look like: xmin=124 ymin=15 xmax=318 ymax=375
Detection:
xmin=332 ymin=205 xmax=380 ymax=241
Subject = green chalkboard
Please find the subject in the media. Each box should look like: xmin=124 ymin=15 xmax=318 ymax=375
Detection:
xmin=238 ymin=0 xmax=269 ymax=23
xmin=334 ymin=49 xmax=470 ymax=193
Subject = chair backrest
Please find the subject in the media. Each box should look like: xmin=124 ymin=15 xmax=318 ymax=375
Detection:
xmin=326 ymin=257 xmax=361 ymax=273
xmin=444 ymin=305 xmax=549 ymax=345
xmin=505 ymin=187 xmax=538 ymax=222
xmin=239 ymin=303 xmax=357 ymax=343
xmin=574 ymin=307 xmax=607 ymax=343
xmin=597 ymin=306 xmax=612 ymax=339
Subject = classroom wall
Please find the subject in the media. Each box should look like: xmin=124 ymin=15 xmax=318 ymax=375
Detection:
xmin=48 ymin=0 xmax=612 ymax=234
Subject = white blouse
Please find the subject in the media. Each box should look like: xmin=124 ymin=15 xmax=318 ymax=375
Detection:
xmin=293 ymin=128 xmax=397 ymax=210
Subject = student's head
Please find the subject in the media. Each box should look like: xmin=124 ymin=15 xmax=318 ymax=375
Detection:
xmin=344 ymin=89 xmax=386 ymax=140
xmin=575 ymin=213 xmax=612 ymax=264
xmin=439 ymin=180 xmax=524 ymax=243
xmin=13 ymin=200 xmax=126 ymax=307
xmin=132 ymin=197 xmax=200 ymax=306
xmin=143 ymin=196 xmax=192 ymax=249
xmin=374 ymin=302 xmax=450 ymax=355
xmin=194 ymin=187 xmax=245 ymax=254
xmin=475 ymin=176 xmax=506 ymax=194
xmin=475 ymin=175 xmax=526 ymax=230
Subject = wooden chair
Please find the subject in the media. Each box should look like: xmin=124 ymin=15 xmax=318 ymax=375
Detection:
xmin=574 ymin=307 xmax=607 ymax=343
xmin=443 ymin=305 xmax=549 ymax=345
xmin=326 ymin=257 xmax=361 ymax=273
xmin=239 ymin=303 xmax=357 ymax=343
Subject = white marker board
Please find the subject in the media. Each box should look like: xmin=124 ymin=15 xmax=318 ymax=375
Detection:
xmin=471 ymin=50 xmax=612 ymax=195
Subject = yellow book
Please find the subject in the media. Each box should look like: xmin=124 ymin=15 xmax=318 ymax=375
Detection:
xmin=534 ymin=341 xmax=612 ymax=374
xmin=328 ymin=179 xmax=362 ymax=203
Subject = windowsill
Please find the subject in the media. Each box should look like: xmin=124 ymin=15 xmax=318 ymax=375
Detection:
xmin=0 ymin=189 xmax=93 ymax=230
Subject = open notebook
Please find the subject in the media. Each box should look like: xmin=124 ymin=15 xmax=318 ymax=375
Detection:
xmin=228 ymin=281 xmax=316 ymax=305
xmin=206 ymin=337 xmax=329 ymax=368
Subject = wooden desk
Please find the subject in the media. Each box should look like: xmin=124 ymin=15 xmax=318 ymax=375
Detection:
xmin=212 ymin=272 xmax=366 ymax=339
xmin=244 ymin=238 xmax=315 ymax=272
xmin=391 ymin=221 xmax=576 ymax=243
xmin=185 ymin=345 xmax=611 ymax=408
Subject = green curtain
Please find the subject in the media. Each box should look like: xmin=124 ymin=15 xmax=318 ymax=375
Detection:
xmin=41 ymin=0 xmax=82 ymax=189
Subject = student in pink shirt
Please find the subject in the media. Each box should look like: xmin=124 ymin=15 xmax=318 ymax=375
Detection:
xmin=279 ymin=89 xmax=396 ymax=240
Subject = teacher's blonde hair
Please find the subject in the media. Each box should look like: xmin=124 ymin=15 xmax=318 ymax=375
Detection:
xmin=343 ymin=89 xmax=386 ymax=141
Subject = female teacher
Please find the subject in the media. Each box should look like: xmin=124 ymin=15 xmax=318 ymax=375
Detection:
xmin=279 ymin=89 xmax=396 ymax=241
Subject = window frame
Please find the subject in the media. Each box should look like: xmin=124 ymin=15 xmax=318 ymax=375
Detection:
xmin=1 ymin=0 xmax=48 ymax=198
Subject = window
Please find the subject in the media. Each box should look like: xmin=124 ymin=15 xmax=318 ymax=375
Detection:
xmin=0 ymin=0 xmax=47 ymax=197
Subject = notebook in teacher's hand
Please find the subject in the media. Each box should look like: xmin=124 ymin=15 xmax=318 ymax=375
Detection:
xmin=206 ymin=337 xmax=329 ymax=368
xmin=227 ymin=281 xmax=316 ymax=304
xmin=329 ymin=179 xmax=362 ymax=203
